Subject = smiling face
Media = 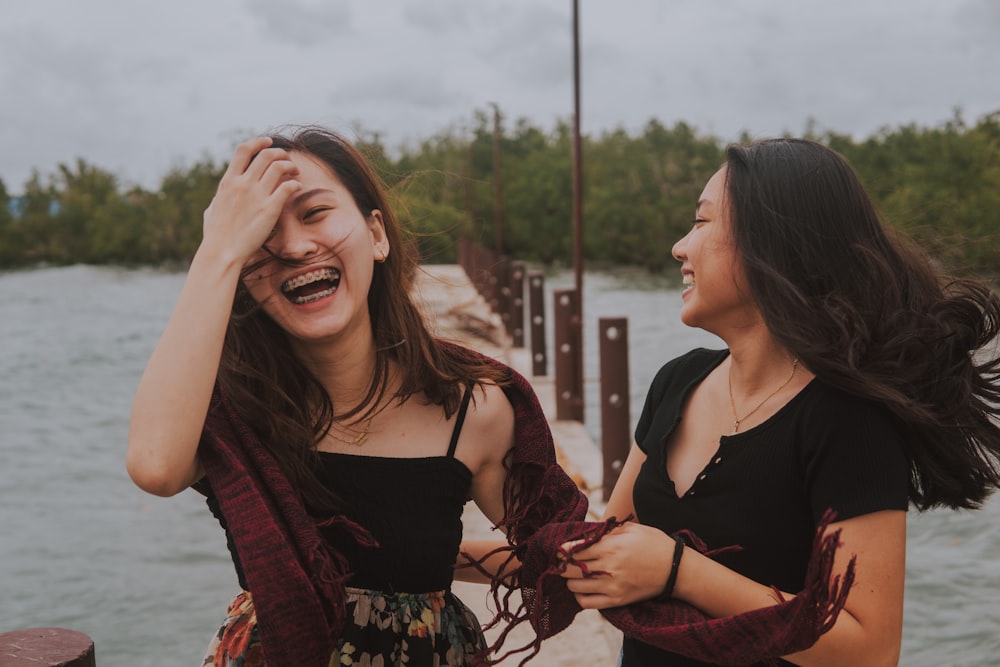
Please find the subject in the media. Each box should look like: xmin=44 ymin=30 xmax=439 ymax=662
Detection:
xmin=671 ymin=166 xmax=758 ymax=335
xmin=242 ymin=151 xmax=388 ymax=347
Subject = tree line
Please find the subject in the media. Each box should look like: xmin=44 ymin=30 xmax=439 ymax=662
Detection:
xmin=1 ymin=108 xmax=997 ymax=281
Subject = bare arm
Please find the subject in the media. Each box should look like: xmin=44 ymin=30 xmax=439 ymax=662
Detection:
xmin=563 ymin=443 xmax=905 ymax=667
xmin=603 ymin=442 xmax=645 ymax=523
xmin=126 ymin=138 xmax=301 ymax=497
xmin=454 ymin=383 xmax=517 ymax=583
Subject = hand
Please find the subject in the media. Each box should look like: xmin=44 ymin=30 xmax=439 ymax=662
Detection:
xmin=559 ymin=522 xmax=676 ymax=609
xmin=202 ymin=137 xmax=302 ymax=265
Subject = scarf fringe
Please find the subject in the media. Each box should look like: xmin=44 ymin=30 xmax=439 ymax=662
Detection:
xmin=473 ymin=509 xmax=854 ymax=667
xmin=471 ymin=517 xmax=624 ymax=667
xmin=605 ymin=508 xmax=855 ymax=666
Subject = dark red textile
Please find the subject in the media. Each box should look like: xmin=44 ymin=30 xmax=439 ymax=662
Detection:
xmin=193 ymin=348 xmax=588 ymax=667
xmin=500 ymin=512 xmax=855 ymax=667
xmin=194 ymin=389 xmax=373 ymax=667
xmin=194 ymin=346 xmax=853 ymax=667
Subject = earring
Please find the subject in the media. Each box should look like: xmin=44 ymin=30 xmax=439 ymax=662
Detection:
xmin=376 ymin=249 xmax=387 ymax=263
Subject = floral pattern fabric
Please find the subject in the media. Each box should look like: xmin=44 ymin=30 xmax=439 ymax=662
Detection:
xmin=202 ymin=588 xmax=486 ymax=667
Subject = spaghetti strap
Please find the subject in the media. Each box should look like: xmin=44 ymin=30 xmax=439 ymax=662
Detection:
xmin=446 ymin=383 xmax=474 ymax=458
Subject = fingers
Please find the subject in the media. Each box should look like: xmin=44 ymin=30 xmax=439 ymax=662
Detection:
xmin=225 ymin=137 xmax=273 ymax=179
xmin=566 ymin=576 xmax=625 ymax=611
xmin=201 ymin=139 xmax=303 ymax=263
xmin=224 ymin=138 xmax=299 ymax=198
xmin=248 ymin=148 xmax=299 ymax=194
xmin=560 ymin=560 xmax=605 ymax=579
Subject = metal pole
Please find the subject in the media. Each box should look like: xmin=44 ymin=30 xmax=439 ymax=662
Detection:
xmin=509 ymin=261 xmax=526 ymax=347
xmin=491 ymin=102 xmax=503 ymax=256
xmin=599 ymin=318 xmax=631 ymax=501
xmin=528 ymin=270 xmax=547 ymax=375
xmin=570 ymin=0 xmax=585 ymax=422
xmin=554 ymin=288 xmax=584 ymax=421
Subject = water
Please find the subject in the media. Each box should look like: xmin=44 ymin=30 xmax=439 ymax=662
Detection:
xmin=1 ymin=265 xmax=998 ymax=666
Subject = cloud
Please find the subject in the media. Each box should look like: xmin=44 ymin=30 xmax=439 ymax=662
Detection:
xmin=246 ymin=0 xmax=354 ymax=45
xmin=1 ymin=0 xmax=998 ymax=191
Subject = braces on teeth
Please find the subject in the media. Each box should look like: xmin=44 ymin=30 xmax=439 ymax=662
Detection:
xmin=282 ymin=268 xmax=339 ymax=293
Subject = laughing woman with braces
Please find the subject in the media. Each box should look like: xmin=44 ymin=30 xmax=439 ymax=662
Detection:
xmin=125 ymin=126 xmax=586 ymax=667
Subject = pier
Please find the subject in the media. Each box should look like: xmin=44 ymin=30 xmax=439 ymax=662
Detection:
xmin=414 ymin=263 xmax=623 ymax=666
xmin=0 ymin=262 xmax=624 ymax=667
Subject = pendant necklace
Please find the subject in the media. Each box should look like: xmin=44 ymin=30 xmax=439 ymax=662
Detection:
xmin=327 ymin=416 xmax=374 ymax=446
xmin=728 ymin=358 xmax=799 ymax=435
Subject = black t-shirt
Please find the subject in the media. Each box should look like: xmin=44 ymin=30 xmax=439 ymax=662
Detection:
xmin=624 ymin=348 xmax=910 ymax=667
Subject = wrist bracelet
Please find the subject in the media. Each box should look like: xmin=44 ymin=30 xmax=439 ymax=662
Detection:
xmin=660 ymin=535 xmax=685 ymax=599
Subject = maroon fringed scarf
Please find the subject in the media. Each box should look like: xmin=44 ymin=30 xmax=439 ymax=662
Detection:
xmin=465 ymin=356 xmax=856 ymax=667
xmin=195 ymin=348 xmax=854 ymax=667
xmin=487 ymin=512 xmax=855 ymax=667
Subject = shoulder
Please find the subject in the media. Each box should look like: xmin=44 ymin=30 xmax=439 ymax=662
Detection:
xmin=788 ymin=381 xmax=911 ymax=508
xmin=795 ymin=380 xmax=904 ymax=441
xmin=463 ymin=381 xmax=516 ymax=462
xmin=646 ymin=348 xmax=727 ymax=398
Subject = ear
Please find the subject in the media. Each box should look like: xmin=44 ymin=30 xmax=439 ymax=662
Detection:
xmin=368 ymin=210 xmax=389 ymax=261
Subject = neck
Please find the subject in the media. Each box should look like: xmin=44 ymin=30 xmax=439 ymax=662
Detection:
xmin=291 ymin=331 xmax=380 ymax=413
xmin=724 ymin=332 xmax=795 ymax=391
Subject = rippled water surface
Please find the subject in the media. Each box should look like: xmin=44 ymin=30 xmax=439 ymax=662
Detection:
xmin=1 ymin=266 xmax=997 ymax=666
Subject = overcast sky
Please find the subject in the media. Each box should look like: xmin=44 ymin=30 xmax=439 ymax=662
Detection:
xmin=2 ymin=0 xmax=998 ymax=192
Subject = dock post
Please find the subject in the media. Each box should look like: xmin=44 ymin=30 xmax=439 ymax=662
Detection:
xmin=508 ymin=261 xmax=525 ymax=347
xmin=0 ymin=627 xmax=96 ymax=666
xmin=495 ymin=255 xmax=511 ymax=333
xmin=554 ymin=288 xmax=584 ymax=421
xmin=528 ymin=271 xmax=547 ymax=376
xmin=599 ymin=317 xmax=631 ymax=500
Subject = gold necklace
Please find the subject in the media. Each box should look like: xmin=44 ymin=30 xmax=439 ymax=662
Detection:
xmin=728 ymin=358 xmax=799 ymax=434
xmin=326 ymin=416 xmax=374 ymax=446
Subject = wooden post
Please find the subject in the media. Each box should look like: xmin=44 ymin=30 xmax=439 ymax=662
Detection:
xmin=599 ymin=318 xmax=631 ymax=501
xmin=508 ymin=261 xmax=525 ymax=347
xmin=528 ymin=271 xmax=547 ymax=376
xmin=554 ymin=288 xmax=584 ymax=421
xmin=0 ymin=627 xmax=96 ymax=666
xmin=495 ymin=254 xmax=511 ymax=330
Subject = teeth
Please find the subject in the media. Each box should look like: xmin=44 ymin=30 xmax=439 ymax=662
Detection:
xmin=290 ymin=288 xmax=336 ymax=305
xmin=281 ymin=268 xmax=340 ymax=293
xmin=682 ymin=275 xmax=695 ymax=286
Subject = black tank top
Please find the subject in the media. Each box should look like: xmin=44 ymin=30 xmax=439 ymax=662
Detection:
xmin=207 ymin=385 xmax=475 ymax=594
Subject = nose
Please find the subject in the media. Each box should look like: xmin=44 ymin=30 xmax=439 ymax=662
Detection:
xmin=671 ymin=229 xmax=689 ymax=262
xmin=271 ymin=215 xmax=319 ymax=259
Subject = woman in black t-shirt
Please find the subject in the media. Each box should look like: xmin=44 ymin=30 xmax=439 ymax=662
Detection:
xmin=561 ymin=138 xmax=1000 ymax=667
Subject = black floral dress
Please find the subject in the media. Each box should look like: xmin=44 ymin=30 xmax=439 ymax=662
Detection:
xmin=203 ymin=388 xmax=486 ymax=667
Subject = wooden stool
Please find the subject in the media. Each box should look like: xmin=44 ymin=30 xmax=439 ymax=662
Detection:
xmin=0 ymin=627 xmax=95 ymax=666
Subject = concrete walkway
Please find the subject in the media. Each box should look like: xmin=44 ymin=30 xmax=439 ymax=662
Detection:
xmin=412 ymin=264 xmax=622 ymax=667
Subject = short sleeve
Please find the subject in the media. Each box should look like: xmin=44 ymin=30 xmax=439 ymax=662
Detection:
xmin=634 ymin=349 xmax=728 ymax=455
xmin=799 ymin=392 xmax=910 ymax=523
xmin=634 ymin=368 xmax=665 ymax=454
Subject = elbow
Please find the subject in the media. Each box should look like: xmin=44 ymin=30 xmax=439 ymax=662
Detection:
xmin=125 ymin=443 xmax=196 ymax=498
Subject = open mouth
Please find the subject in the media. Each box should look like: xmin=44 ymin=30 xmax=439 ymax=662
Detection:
xmin=281 ymin=267 xmax=341 ymax=305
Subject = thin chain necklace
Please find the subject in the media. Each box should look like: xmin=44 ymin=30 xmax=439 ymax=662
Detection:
xmin=326 ymin=416 xmax=374 ymax=446
xmin=728 ymin=358 xmax=799 ymax=434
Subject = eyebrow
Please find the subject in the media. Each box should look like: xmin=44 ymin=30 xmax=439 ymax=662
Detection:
xmin=290 ymin=188 xmax=336 ymax=207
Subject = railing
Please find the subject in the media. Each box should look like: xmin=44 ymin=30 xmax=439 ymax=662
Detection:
xmin=457 ymin=237 xmax=630 ymax=499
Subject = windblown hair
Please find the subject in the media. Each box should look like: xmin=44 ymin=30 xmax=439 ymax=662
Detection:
xmin=215 ymin=126 xmax=506 ymax=511
xmin=724 ymin=138 xmax=1000 ymax=510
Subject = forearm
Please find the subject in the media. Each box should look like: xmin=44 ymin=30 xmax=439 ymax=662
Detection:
xmin=673 ymin=515 xmax=904 ymax=667
xmin=126 ymin=245 xmax=244 ymax=496
xmin=454 ymin=540 xmax=521 ymax=584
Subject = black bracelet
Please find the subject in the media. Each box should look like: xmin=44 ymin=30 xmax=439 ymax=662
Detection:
xmin=660 ymin=535 xmax=685 ymax=599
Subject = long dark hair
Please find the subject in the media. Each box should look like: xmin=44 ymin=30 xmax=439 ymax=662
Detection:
xmin=724 ymin=138 xmax=1000 ymax=510
xmin=216 ymin=126 xmax=506 ymax=511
